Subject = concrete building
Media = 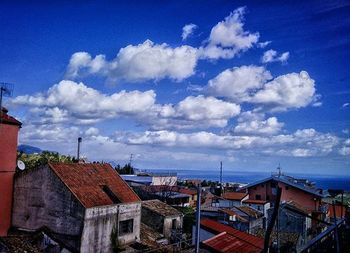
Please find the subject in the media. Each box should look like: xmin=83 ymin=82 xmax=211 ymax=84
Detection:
xmin=242 ymin=199 xmax=271 ymax=218
xmin=122 ymin=172 xmax=177 ymax=187
xmin=141 ymin=199 xmax=183 ymax=239
xmin=12 ymin=162 xmax=141 ymax=252
xmin=0 ymin=107 xmax=21 ymax=236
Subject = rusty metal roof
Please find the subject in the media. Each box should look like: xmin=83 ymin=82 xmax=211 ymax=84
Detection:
xmin=49 ymin=162 xmax=140 ymax=208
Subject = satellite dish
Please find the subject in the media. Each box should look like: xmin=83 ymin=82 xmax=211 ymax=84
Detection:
xmin=17 ymin=160 xmax=26 ymax=171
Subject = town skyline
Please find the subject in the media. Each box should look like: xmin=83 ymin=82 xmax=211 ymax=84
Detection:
xmin=1 ymin=1 xmax=350 ymax=175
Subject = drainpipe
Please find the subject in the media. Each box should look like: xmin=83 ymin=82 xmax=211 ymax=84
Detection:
xmin=195 ymin=185 xmax=201 ymax=253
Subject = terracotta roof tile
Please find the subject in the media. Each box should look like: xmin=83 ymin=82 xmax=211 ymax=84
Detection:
xmin=222 ymin=192 xmax=248 ymax=200
xmin=243 ymin=199 xmax=268 ymax=204
xmin=49 ymin=163 xmax=140 ymax=208
xmin=0 ymin=107 xmax=21 ymax=126
xmin=201 ymin=219 xmax=264 ymax=252
xmin=142 ymin=199 xmax=183 ymax=217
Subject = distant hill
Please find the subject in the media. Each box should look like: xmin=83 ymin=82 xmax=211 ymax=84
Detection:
xmin=18 ymin=144 xmax=42 ymax=154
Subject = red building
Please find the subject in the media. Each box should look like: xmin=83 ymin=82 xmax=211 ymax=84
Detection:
xmin=243 ymin=174 xmax=324 ymax=213
xmin=0 ymin=107 xmax=21 ymax=236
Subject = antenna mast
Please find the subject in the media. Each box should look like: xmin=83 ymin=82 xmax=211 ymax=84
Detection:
xmin=0 ymin=83 xmax=14 ymax=126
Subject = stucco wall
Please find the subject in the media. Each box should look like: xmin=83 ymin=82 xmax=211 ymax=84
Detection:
xmin=248 ymin=181 xmax=320 ymax=212
xmin=141 ymin=207 xmax=164 ymax=234
xmin=12 ymin=165 xmax=85 ymax=250
xmin=163 ymin=216 xmax=183 ymax=238
xmin=0 ymin=123 xmax=20 ymax=236
xmin=80 ymin=203 xmax=141 ymax=253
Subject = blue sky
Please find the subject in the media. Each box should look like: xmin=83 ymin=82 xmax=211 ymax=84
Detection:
xmin=1 ymin=1 xmax=350 ymax=175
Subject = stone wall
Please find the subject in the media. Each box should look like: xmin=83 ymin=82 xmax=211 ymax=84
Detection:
xmin=12 ymin=165 xmax=85 ymax=250
xmin=80 ymin=202 xmax=141 ymax=253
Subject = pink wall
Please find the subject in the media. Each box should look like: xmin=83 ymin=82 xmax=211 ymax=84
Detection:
xmin=0 ymin=122 xmax=20 ymax=236
xmin=248 ymin=180 xmax=320 ymax=213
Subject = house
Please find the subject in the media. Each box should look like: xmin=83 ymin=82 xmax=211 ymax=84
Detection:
xmin=0 ymin=107 xmax=21 ymax=236
xmin=231 ymin=206 xmax=264 ymax=233
xmin=11 ymin=162 xmax=141 ymax=253
xmin=141 ymin=199 xmax=183 ymax=239
xmin=122 ymin=172 xmax=177 ymax=187
xmin=243 ymin=174 xmax=324 ymax=213
xmin=177 ymin=188 xmax=197 ymax=207
xmin=242 ymin=199 xmax=271 ymax=218
xmin=193 ymin=219 xmax=264 ymax=253
xmin=215 ymin=192 xmax=248 ymax=207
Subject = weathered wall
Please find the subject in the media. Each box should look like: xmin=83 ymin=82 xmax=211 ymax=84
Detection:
xmin=163 ymin=216 xmax=183 ymax=238
xmin=152 ymin=176 xmax=177 ymax=186
xmin=80 ymin=202 xmax=141 ymax=253
xmin=0 ymin=122 xmax=20 ymax=236
xmin=12 ymin=165 xmax=85 ymax=250
xmin=141 ymin=207 xmax=164 ymax=234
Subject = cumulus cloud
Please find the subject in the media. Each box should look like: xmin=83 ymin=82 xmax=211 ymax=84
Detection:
xmin=199 ymin=7 xmax=259 ymax=59
xmin=342 ymin=102 xmax=349 ymax=108
xmin=206 ymin=65 xmax=272 ymax=102
xmin=182 ymin=23 xmax=198 ymax=40
xmin=233 ymin=111 xmax=284 ymax=135
xmin=258 ymin=41 xmax=271 ymax=48
xmin=66 ymin=40 xmax=198 ymax=83
xmin=251 ymin=71 xmax=318 ymax=111
xmin=12 ymin=80 xmax=157 ymax=124
xmin=261 ymin=49 xmax=289 ymax=63
xmin=120 ymin=128 xmax=339 ymax=157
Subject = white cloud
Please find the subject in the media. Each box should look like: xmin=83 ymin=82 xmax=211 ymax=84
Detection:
xmin=206 ymin=65 xmax=272 ymax=102
xmin=146 ymin=95 xmax=241 ymax=130
xmin=233 ymin=111 xmax=284 ymax=135
xmin=208 ymin=7 xmax=255 ymax=47
xmin=339 ymin=146 xmax=350 ymax=156
xmin=66 ymin=40 xmax=198 ymax=83
xmin=120 ymin=128 xmax=338 ymax=157
xmin=85 ymin=127 xmax=100 ymax=136
xmin=251 ymin=71 xmax=318 ymax=111
xmin=182 ymin=23 xmax=198 ymax=40
xmin=12 ymin=80 xmax=156 ymax=123
xmin=342 ymin=129 xmax=350 ymax=134
xmin=261 ymin=49 xmax=289 ymax=63
xmin=342 ymin=102 xmax=349 ymax=108
xmin=258 ymin=41 xmax=271 ymax=48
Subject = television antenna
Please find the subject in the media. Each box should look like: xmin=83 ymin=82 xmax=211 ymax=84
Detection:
xmin=0 ymin=82 xmax=14 ymax=112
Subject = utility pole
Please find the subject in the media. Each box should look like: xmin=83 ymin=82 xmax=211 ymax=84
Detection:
xmin=77 ymin=137 xmax=82 ymax=161
xmin=129 ymin=153 xmax=133 ymax=166
xmin=195 ymin=185 xmax=201 ymax=253
xmin=220 ymin=161 xmax=223 ymax=196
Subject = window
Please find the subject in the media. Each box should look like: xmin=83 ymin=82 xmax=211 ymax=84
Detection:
xmin=257 ymin=206 xmax=261 ymax=211
xmin=285 ymin=186 xmax=289 ymax=190
xmin=261 ymin=184 xmax=264 ymax=188
xmin=102 ymin=185 xmax=121 ymax=204
xmin=271 ymin=182 xmax=277 ymax=188
xmin=256 ymin=194 xmax=261 ymax=200
xmin=119 ymin=219 xmax=134 ymax=235
xmin=172 ymin=219 xmax=177 ymax=229
xmin=266 ymin=195 xmax=270 ymax=201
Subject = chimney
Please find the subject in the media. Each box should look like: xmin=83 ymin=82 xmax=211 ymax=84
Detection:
xmin=0 ymin=107 xmax=21 ymax=236
xmin=77 ymin=137 xmax=82 ymax=162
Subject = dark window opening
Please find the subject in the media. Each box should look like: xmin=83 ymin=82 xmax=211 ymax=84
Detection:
xmin=102 ymin=185 xmax=121 ymax=204
xmin=172 ymin=219 xmax=177 ymax=229
xmin=119 ymin=219 xmax=134 ymax=235
xmin=271 ymin=182 xmax=277 ymax=188
xmin=285 ymin=186 xmax=289 ymax=190
xmin=266 ymin=195 xmax=270 ymax=201
xmin=256 ymin=194 xmax=261 ymax=200
xmin=261 ymin=184 xmax=264 ymax=188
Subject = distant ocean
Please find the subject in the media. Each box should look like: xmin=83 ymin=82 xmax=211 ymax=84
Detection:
xmin=148 ymin=169 xmax=350 ymax=191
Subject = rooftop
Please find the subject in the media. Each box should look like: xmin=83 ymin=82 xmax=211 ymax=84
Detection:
xmin=142 ymin=199 xmax=183 ymax=217
xmin=243 ymin=199 xmax=268 ymax=204
xmin=200 ymin=219 xmax=264 ymax=252
xmin=222 ymin=192 xmax=248 ymax=201
xmin=243 ymin=174 xmax=324 ymax=197
xmin=234 ymin=206 xmax=263 ymax=219
xmin=0 ymin=107 xmax=21 ymax=126
xmin=49 ymin=162 xmax=140 ymax=208
xmin=178 ymin=188 xmax=197 ymax=195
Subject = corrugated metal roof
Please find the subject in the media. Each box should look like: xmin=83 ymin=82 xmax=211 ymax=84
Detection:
xmin=200 ymin=219 xmax=264 ymax=251
xmin=49 ymin=162 xmax=140 ymax=208
xmin=201 ymin=219 xmax=264 ymax=253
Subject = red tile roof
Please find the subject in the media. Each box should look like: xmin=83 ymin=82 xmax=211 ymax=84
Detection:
xmin=222 ymin=192 xmax=247 ymax=201
xmin=178 ymin=188 xmax=197 ymax=195
xmin=200 ymin=219 xmax=264 ymax=252
xmin=0 ymin=107 xmax=21 ymax=126
xmin=49 ymin=163 xmax=140 ymax=208
xmin=243 ymin=199 xmax=268 ymax=204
